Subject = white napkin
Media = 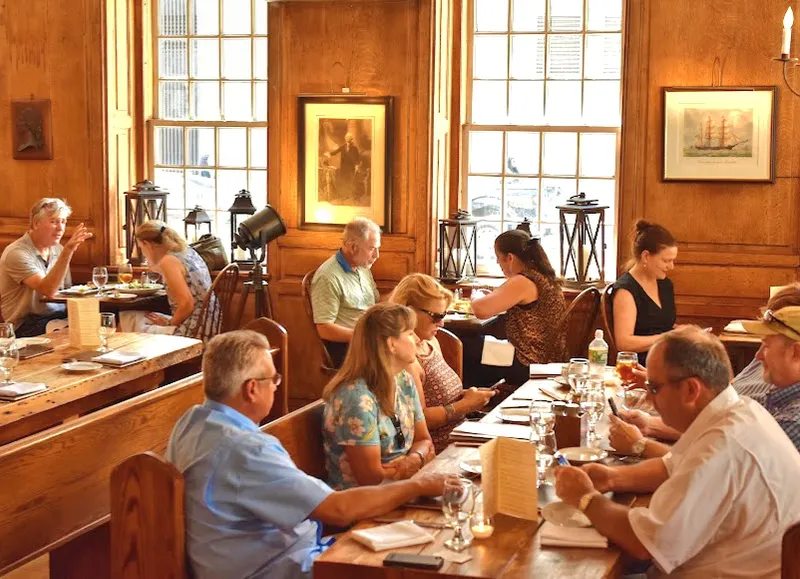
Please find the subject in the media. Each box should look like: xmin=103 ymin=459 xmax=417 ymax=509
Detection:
xmin=723 ymin=321 xmax=747 ymax=334
xmin=539 ymin=521 xmax=608 ymax=548
xmin=481 ymin=336 xmax=515 ymax=367
xmin=528 ymin=363 xmax=565 ymax=377
xmin=351 ymin=521 xmax=435 ymax=552
xmin=92 ymin=351 xmax=145 ymax=366
xmin=0 ymin=382 xmax=47 ymax=397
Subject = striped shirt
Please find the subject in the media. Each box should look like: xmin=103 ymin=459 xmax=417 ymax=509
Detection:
xmin=733 ymin=358 xmax=800 ymax=452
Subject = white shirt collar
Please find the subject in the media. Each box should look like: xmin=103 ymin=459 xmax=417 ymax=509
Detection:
xmin=671 ymin=385 xmax=739 ymax=455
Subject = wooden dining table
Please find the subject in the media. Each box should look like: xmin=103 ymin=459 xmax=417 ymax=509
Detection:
xmin=42 ymin=290 xmax=171 ymax=313
xmin=314 ymin=378 xmax=642 ymax=578
xmin=0 ymin=332 xmax=203 ymax=445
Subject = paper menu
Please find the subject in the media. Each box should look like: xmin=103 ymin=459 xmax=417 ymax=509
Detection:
xmin=67 ymin=298 xmax=101 ymax=348
xmin=450 ymin=421 xmax=532 ymax=441
xmin=479 ymin=437 xmax=538 ymax=521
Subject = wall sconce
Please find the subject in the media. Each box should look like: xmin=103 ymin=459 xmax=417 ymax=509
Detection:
xmin=774 ymin=7 xmax=800 ymax=97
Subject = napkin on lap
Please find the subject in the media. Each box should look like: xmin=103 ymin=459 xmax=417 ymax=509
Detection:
xmin=481 ymin=336 xmax=515 ymax=367
xmin=539 ymin=521 xmax=608 ymax=548
xmin=351 ymin=521 xmax=435 ymax=551
xmin=0 ymin=382 xmax=47 ymax=397
xmin=92 ymin=351 xmax=145 ymax=366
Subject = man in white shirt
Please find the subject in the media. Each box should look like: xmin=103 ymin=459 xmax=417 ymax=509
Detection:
xmin=555 ymin=326 xmax=800 ymax=578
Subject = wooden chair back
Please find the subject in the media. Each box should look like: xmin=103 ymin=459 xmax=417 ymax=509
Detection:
xmin=564 ymin=286 xmax=601 ymax=359
xmin=245 ymin=317 xmax=290 ymax=421
xmin=301 ymin=269 xmax=336 ymax=373
xmin=195 ymin=263 xmax=240 ymax=339
xmin=111 ymin=453 xmax=189 ymax=579
xmin=0 ymin=373 xmax=204 ymax=577
xmin=437 ymin=327 xmax=463 ymax=381
xmin=784 ymin=521 xmax=800 ymax=578
xmin=263 ymin=400 xmax=327 ymax=481
xmin=600 ymin=283 xmax=618 ymax=360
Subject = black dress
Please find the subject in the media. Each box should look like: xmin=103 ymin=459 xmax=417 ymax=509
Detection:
xmin=612 ymin=272 xmax=676 ymax=365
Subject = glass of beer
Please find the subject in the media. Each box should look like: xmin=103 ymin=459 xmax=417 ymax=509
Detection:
xmin=616 ymin=351 xmax=638 ymax=385
xmin=118 ymin=262 xmax=133 ymax=285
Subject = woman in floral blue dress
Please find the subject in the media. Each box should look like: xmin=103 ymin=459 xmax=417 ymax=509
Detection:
xmin=322 ymin=303 xmax=435 ymax=490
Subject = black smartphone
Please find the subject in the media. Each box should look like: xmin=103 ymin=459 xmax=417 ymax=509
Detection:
xmin=480 ymin=378 xmax=506 ymax=391
xmin=18 ymin=344 xmax=55 ymax=360
xmin=383 ymin=553 xmax=445 ymax=570
xmin=608 ymin=397 xmax=619 ymax=417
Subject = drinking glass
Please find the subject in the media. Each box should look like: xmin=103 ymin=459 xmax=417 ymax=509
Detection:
xmin=616 ymin=351 xmax=640 ymax=408
xmin=529 ymin=400 xmax=555 ymax=437
xmin=442 ymin=475 xmax=475 ymax=552
xmin=92 ymin=267 xmax=109 ymax=296
xmin=0 ymin=342 xmax=19 ymax=385
xmin=98 ymin=313 xmax=116 ymax=352
xmin=0 ymin=323 xmax=16 ymax=349
xmin=567 ymin=357 xmax=589 ymax=399
xmin=535 ymin=431 xmax=557 ymax=488
xmin=580 ymin=383 xmax=606 ymax=445
xmin=117 ymin=263 xmax=134 ymax=285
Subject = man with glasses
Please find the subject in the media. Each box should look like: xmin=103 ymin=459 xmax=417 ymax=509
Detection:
xmin=555 ymin=326 xmax=800 ymax=578
xmin=166 ymin=330 xmax=446 ymax=579
xmin=610 ymin=285 xmax=800 ymax=456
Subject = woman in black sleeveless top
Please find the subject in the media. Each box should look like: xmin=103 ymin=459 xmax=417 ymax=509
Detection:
xmin=612 ymin=221 xmax=677 ymax=365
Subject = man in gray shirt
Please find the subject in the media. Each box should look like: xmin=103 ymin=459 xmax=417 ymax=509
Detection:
xmin=0 ymin=198 xmax=92 ymax=336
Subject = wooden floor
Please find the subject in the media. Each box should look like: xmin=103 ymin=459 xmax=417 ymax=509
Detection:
xmin=5 ymin=556 xmax=48 ymax=579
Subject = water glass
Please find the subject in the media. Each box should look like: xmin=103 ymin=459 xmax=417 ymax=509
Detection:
xmin=535 ymin=431 xmax=557 ymax=488
xmin=567 ymin=357 xmax=589 ymax=398
xmin=442 ymin=475 xmax=475 ymax=551
xmin=529 ymin=400 xmax=555 ymax=437
xmin=0 ymin=342 xmax=19 ymax=385
xmin=92 ymin=267 xmax=109 ymax=296
xmin=0 ymin=323 xmax=16 ymax=349
xmin=98 ymin=313 xmax=116 ymax=352
xmin=580 ymin=383 xmax=606 ymax=445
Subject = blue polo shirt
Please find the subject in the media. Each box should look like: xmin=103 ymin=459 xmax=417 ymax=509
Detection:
xmin=165 ymin=400 xmax=334 ymax=579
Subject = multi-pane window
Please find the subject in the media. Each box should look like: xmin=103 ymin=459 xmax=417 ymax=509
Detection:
xmin=152 ymin=0 xmax=268 ymax=248
xmin=465 ymin=0 xmax=622 ymax=277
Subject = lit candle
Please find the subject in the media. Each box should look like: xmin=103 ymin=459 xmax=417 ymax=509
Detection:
xmin=470 ymin=521 xmax=494 ymax=539
xmin=784 ymin=7 xmax=794 ymax=57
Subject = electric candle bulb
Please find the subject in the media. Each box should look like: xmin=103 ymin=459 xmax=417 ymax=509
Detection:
xmin=783 ymin=7 xmax=794 ymax=57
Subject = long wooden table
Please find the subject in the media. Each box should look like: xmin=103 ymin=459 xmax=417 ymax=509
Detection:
xmin=0 ymin=332 xmax=203 ymax=445
xmin=42 ymin=290 xmax=170 ymax=313
xmin=314 ymin=378 xmax=634 ymax=578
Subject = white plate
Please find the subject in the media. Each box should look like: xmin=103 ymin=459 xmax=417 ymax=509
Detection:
xmin=61 ymin=361 xmax=103 ymax=373
xmin=459 ymin=459 xmax=482 ymax=475
xmin=107 ymin=293 xmax=138 ymax=300
xmin=500 ymin=408 xmax=529 ymax=424
xmin=15 ymin=337 xmax=51 ymax=347
xmin=112 ymin=283 xmax=165 ymax=296
xmin=557 ymin=447 xmax=608 ymax=464
xmin=541 ymin=501 xmax=591 ymax=528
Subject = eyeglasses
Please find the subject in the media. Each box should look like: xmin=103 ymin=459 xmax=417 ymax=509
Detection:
xmin=763 ymin=309 xmax=799 ymax=336
xmin=645 ymin=375 xmax=693 ymax=395
xmin=389 ymin=415 xmax=406 ymax=448
xmin=252 ymin=373 xmax=282 ymax=387
xmin=417 ymin=308 xmax=447 ymax=323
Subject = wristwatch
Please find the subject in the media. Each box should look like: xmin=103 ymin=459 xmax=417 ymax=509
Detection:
xmin=578 ymin=491 xmax=601 ymax=512
xmin=631 ymin=438 xmax=647 ymax=457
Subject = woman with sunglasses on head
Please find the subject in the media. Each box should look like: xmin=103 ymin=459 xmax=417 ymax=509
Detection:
xmin=470 ymin=229 xmax=567 ymax=387
xmin=390 ymin=274 xmax=496 ymax=453
xmin=321 ymin=303 xmax=435 ymax=490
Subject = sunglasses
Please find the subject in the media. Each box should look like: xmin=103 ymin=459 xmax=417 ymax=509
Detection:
xmin=389 ymin=415 xmax=406 ymax=448
xmin=417 ymin=308 xmax=447 ymax=323
xmin=763 ymin=309 xmax=799 ymax=336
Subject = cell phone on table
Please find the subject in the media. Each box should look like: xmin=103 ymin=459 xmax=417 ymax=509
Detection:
xmin=383 ymin=553 xmax=444 ymax=570
xmin=608 ymin=397 xmax=619 ymax=417
xmin=17 ymin=344 xmax=55 ymax=360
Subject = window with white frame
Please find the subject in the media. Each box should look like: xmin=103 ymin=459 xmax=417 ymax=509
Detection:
xmin=152 ymin=0 xmax=268 ymax=249
xmin=465 ymin=0 xmax=622 ymax=277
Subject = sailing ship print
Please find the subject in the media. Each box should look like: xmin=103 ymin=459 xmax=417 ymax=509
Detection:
xmin=682 ymin=108 xmax=753 ymax=158
xmin=694 ymin=116 xmax=748 ymax=150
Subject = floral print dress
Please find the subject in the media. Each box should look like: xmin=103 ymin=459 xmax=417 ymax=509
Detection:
xmin=322 ymin=370 xmax=424 ymax=490
xmin=166 ymin=248 xmax=216 ymax=340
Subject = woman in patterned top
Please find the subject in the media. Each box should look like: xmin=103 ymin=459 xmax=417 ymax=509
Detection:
xmin=471 ymin=229 xmax=567 ymax=387
xmin=119 ymin=220 xmax=216 ymax=340
xmin=390 ymin=274 xmax=495 ymax=453
xmin=321 ymin=303 xmax=435 ymax=490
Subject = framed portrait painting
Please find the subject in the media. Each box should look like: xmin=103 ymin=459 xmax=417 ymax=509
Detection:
xmin=11 ymin=99 xmax=53 ymax=160
xmin=298 ymin=96 xmax=393 ymax=230
xmin=663 ymin=87 xmax=776 ymax=182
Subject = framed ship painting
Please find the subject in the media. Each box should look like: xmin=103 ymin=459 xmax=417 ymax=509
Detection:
xmin=662 ymin=87 xmax=776 ymax=182
xmin=298 ymin=95 xmax=393 ymax=230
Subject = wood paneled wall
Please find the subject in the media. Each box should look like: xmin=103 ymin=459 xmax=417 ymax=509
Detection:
xmin=619 ymin=0 xmax=800 ymax=329
xmin=267 ymin=0 xmax=449 ymax=405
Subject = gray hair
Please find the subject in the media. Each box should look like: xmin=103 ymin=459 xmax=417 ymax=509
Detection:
xmin=343 ymin=217 xmax=381 ymax=245
xmin=654 ymin=326 xmax=733 ymax=393
xmin=202 ymin=330 xmax=272 ymax=401
xmin=30 ymin=198 xmax=72 ymax=228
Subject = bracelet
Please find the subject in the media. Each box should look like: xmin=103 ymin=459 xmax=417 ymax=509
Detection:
xmin=413 ymin=449 xmax=426 ymax=466
xmin=444 ymin=403 xmax=458 ymax=423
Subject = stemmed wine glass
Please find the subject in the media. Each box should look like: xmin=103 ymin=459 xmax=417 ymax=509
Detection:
xmin=580 ymin=381 xmax=606 ymax=445
xmin=0 ymin=324 xmax=18 ymax=385
xmin=616 ymin=351 xmax=641 ymax=409
xmin=535 ymin=430 xmax=558 ymax=488
xmin=98 ymin=313 xmax=116 ymax=353
xmin=117 ymin=263 xmax=134 ymax=285
xmin=442 ymin=475 xmax=475 ymax=552
xmin=567 ymin=357 xmax=589 ymax=401
xmin=92 ymin=267 xmax=109 ymax=297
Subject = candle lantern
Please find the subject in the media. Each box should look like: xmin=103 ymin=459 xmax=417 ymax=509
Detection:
xmin=438 ymin=210 xmax=479 ymax=284
xmin=558 ymin=193 xmax=607 ymax=288
xmin=228 ymin=189 xmax=257 ymax=267
xmin=184 ymin=206 xmax=213 ymax=243
xmin=124 ymin=180 xmax=169 ymax=265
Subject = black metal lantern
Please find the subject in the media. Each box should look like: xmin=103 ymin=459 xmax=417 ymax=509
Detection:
xmin=124 ymin=180 xmax=169 ymax=265
xmin=228 ymin=189 xmax=257 ymax=266
xmin=558 ymin=193 xmax=607 ymax=288
xmin=184 ymin=206 xmax=213 ymax=242
xmin=438 ymin=209 xmax=478 ymax=284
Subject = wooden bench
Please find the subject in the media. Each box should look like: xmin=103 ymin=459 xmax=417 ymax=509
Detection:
xmin=0 ymin=373 xmax=205 ymax=578
xmin=110 ymin=400 xmax=327 ymax=578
